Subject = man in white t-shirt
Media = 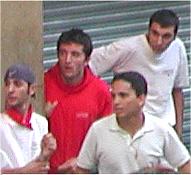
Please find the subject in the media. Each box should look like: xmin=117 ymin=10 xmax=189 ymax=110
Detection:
xmin=89 ymin=9 xmax=189 ymax=138
xmin=0 ymin=64 xmax=56 ymax=174
xmin=77 ymin=71 xmax=191 ymax=174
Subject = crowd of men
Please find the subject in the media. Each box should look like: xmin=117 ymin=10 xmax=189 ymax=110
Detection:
xmin=0 ymin=9 xmax=190 ymax=174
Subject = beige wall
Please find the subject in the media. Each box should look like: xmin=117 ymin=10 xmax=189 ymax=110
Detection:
xmin=0 ymin=1 xmax=44 ymax=113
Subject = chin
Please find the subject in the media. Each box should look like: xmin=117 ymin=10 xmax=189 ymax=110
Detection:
xmin=116 ymin=113 xmax=125 ymax=118
xmin=6 ymin=101 xmax=15 ymax=107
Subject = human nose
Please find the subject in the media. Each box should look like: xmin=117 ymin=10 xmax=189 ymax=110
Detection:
xmin=65 ymin=53 xmax=72 ymax=63
xmin=6 ymin=83 xmax=15 ymax=93
xmin=113 ymin=95 xmax=120 ymax=105
xmin=156 ymin=35 xmax=163 ymax=45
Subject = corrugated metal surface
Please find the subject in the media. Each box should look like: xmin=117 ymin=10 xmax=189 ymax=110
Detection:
xmin=43 ymin=1 xmax=190 ymax=151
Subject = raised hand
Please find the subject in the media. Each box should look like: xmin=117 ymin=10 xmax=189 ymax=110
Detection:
xmin=38 ymin=133 xmax=57 ymax=161
xmin=44 ymin=101 xmax=58 ymax=118
xmin=57 ymin=157 xmax=77 ymax=174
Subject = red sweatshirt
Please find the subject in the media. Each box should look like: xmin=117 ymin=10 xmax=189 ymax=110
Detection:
xmin=44 ymin=63 xmax=112 ymax=171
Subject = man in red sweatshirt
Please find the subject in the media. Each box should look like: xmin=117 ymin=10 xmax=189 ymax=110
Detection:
xmin=44 ymin=28 xmax=113 ymax=173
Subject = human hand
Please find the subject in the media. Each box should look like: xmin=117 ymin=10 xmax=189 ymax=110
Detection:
xmin=44 ymin=101 xmax=58 ymax=118
xmin=21 ymin=159 xmax=49 ymax=174
xmin=57 ymin=157 xmax=77 ymax=174
xmin=134 ymin=164 xmax=176 ymax=174
xmin=38 ymin=133 xmax=57 ymax=161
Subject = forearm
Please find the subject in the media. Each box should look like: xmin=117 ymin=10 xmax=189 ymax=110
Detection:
xmin=172 ymin=88 xmax=184 ymax=138
xmin=1 ymin=167 xmax=25 ymax=174
xmin=178 ymin=160 xmax=191 ymax=174
xmin=76 ymin=166 xmax=91 ymax=174
xmin=1 ymin=159 xmax=49 ymax=174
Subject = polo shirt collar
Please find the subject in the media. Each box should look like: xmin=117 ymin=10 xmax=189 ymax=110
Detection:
xmin=109 ymin=113 xmax=154 ymax=138
xmin=109 ymin=114 xmax=122 ymax=131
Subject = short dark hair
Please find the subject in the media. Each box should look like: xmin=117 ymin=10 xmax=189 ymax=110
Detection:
xmin=149 ymin=9 xmax=179 ymax=36
xmin=112 ymin=71 xmax=147 ymax=96
xmin=57 ymin=28 xmax=93 ymax=59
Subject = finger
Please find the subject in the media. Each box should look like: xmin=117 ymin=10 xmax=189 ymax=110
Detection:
xmin=52 ymin=101 xmax=58 ymax=107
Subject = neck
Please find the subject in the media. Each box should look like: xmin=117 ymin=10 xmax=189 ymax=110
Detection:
xmin=61 ymin=70 xmax=85 ymax=86
xmin=6 ymin=102 xmax=30 ymax=116
xmin=117 ymin=112 xmax=144 ymax=137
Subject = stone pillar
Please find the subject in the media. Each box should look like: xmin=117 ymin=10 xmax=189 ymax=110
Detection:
xmin=0 ymin=1 xmax=44 ymax=113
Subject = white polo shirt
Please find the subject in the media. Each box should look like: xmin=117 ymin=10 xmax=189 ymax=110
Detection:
xmin=0 ymin=112 xmax=48 ymax=168
xmin=89 ymin=35 xmax=189 ymax=125
xmin=77 ymin=114 xmax=190 ymax=174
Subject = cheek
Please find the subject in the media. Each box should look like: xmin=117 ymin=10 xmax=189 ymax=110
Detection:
xmin=18 ymin=88 xmax=29 ymax=98
xmin=4 ymin=87 xmax=8 ymax=95
xmin=74 ymin=59 xmax=86 ymax=68
xmin=163 ymin=39 xmax=173 ymax=47
xmin=147 ymin=35 xmax=156 ymax=47
xmin=59 ymin=57 xmax=65 ymax=65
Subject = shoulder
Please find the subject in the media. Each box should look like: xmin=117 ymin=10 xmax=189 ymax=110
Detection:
xmin=88 ymin=69 xmax=111 ymax=92
xmin=31 ymin=112 xmax=48 ymax=127
xmin=44 ymin=64 xmax=58 ymax=80
xmin=170 ymin=37 xmax=186 ymax=50
xmin=117 ymin=34 xmax=143 ymax=43
xmin=31 ymin=112 xmax=48 ymax=134
xmin=0 ymin=113 xmax=16 ymax=126
xmin=93 ymin=76 xmax=110 ymax=90
xmin=115 ymin=34 xmax=143 ymax=48
xmin=91 ymin=114 xmax=114 ymax=131
xmin=144 ymin=114 xmax=173 ymax=135
xmin=173 ymin=37 xmax=185 ymax=45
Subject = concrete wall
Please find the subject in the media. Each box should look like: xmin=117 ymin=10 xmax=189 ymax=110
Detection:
xmin=0 ymin=1 xmax=44 ymax=114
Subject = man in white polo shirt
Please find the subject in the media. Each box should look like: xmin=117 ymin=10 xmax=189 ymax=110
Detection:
xmin=0 ymin=64 xmax=56 ymax=173
xmin=89 ymin=9 xmax=189 ymax=138
xmin=77 ymin=71 xmax=190 ymax=174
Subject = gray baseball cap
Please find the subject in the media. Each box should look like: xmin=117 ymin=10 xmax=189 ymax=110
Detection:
xmin=4 ymin=64 xmax=35 ymax=84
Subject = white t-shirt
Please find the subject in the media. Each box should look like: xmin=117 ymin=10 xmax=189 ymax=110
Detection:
xmin=77 ymin=114 xmax=190 ymax=174
xmin=89 ymin=35 xmax=189 ymax=125
xmin=0 ymin=149 xmax=13 ymax=168
xmin=0 ymin=112 xmax=48 ymax=168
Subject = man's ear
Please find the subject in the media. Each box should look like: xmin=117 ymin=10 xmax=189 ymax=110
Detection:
xmin=85 ymin=57 xmax=90 ymax=66
xmin=138 ymin=94 xmax=146 ymax=107
xmin=29 ymin=84 xmax=37 ymax=97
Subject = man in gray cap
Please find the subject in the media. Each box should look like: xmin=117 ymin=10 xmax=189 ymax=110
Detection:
xmin=0 ymin=64 xmax=56 ymax=173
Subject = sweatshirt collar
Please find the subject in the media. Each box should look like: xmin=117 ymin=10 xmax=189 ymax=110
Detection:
xmin=54 ymin=63 xmax=94 ymax=94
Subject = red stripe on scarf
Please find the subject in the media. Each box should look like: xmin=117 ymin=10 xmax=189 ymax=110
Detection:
xmin=5 ymin=105 xmax=33 ymax=129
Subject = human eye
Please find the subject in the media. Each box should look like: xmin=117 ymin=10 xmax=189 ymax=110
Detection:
xmin=14 ymin=80 xmax=23 ymax=87
xmin=72 ymin=51 xmax=81 ymax=58
xmin=162 ymin=34 xmax=173 ymax=40
xmin=119 ymin=92 xmax=129 ymax=98
xmin=151 ymin=30 xmax=159 ymax=37
xmin=59 ymin=49 xmax=66 ymax=56
xmin=4 ymin=80 xmax=10 ymax=87
xmin=111 ymin=92 xmax=115 ymax=99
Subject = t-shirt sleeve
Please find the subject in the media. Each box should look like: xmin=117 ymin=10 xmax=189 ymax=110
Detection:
xmin=164 ymin=126 xmax=190 ymax=168
xmin=77 ymin=124 xmax=98 ymax=171
xmin=174 ymin=38 xmax=189 ymax=88
xmin=89 ymin=38 xmax=129 ymax=75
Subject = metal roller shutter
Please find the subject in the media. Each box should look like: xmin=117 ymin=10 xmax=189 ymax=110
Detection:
xmin=43 ymin=1 xmax=190 ymax=151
